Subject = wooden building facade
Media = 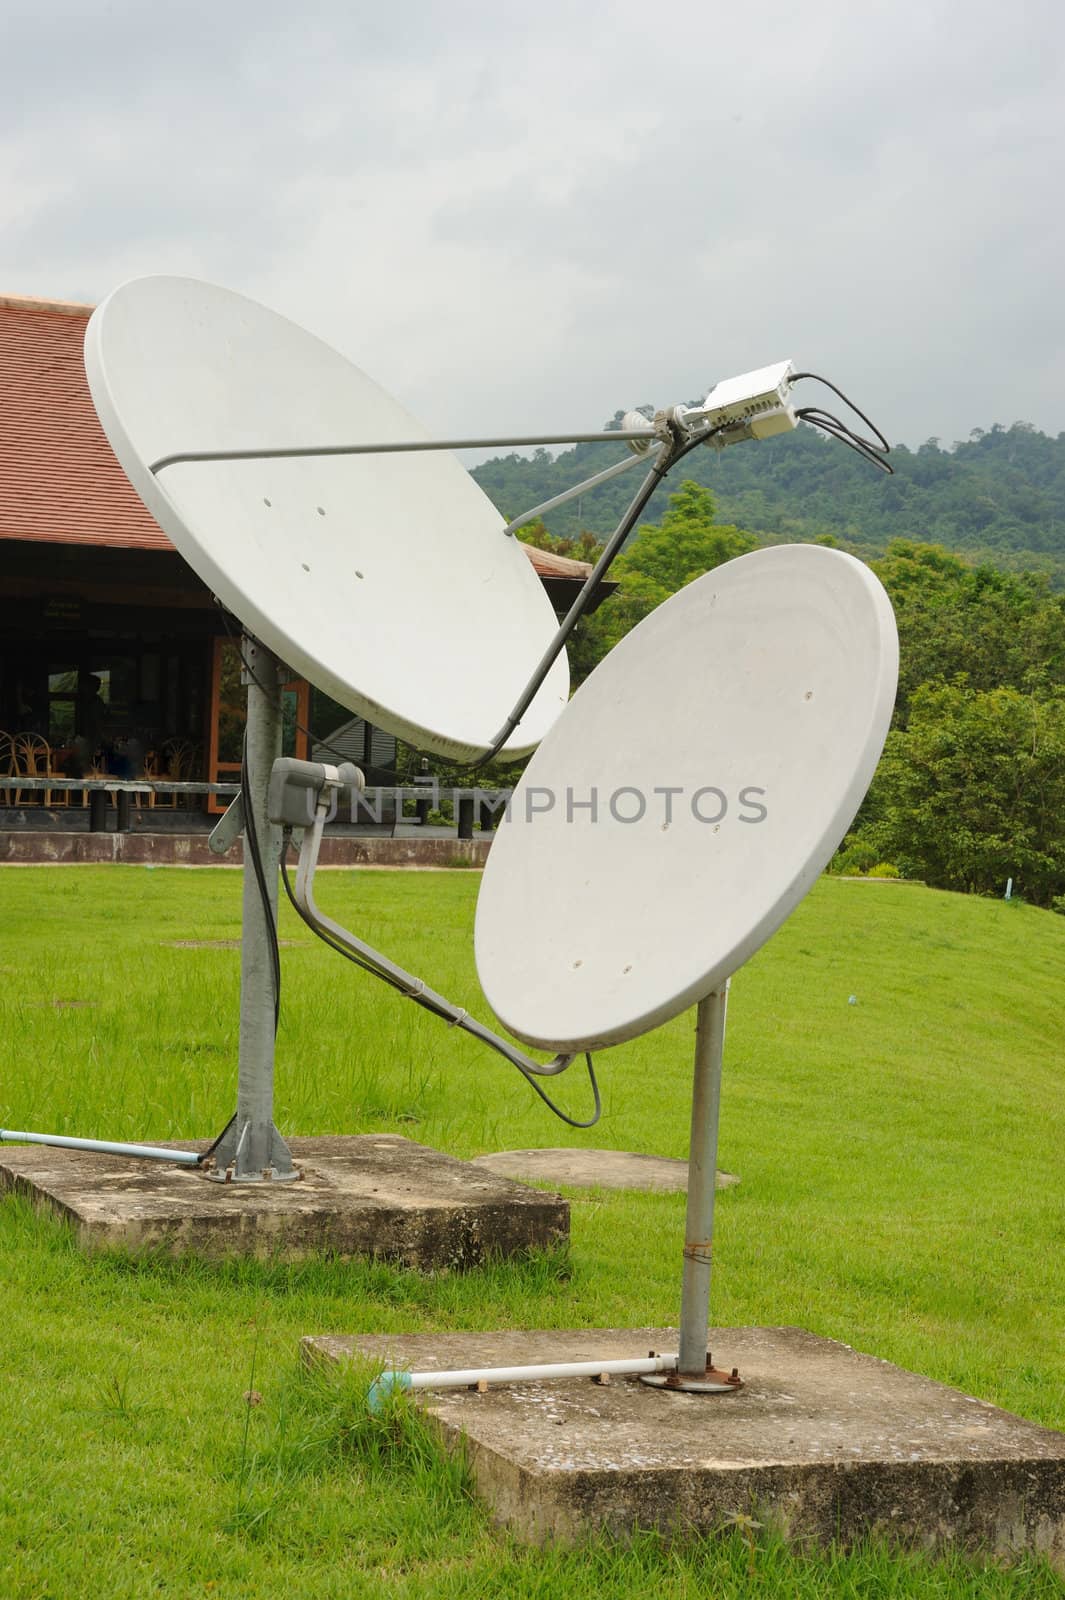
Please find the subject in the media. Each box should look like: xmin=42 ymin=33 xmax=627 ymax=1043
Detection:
xmin=0 ymin=293 xmax=597 ymax=820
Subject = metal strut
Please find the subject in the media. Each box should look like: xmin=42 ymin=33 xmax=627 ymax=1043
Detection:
xmin=148 ymin=428 xmax=660 ymax=476
xmin=148 ymin=409 xmax=722 ymax=764
xmin=285 ymin=785 xmax=579 ymax=1084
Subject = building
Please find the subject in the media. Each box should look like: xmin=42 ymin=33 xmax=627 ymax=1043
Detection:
xmin=0 ymin=293 xmax=604 ymax=823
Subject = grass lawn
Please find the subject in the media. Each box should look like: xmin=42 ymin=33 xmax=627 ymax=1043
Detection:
xmin=0 ymin=865 xmax=1063 ymax=1598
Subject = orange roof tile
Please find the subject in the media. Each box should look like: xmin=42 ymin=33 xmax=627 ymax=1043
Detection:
xmin=0 ymin=294 xmax=171 ymax=550
xmin=519 ymin=543 xmax=594 ymax=579
xmin=0 ymin=293 xmax=595 ymax=581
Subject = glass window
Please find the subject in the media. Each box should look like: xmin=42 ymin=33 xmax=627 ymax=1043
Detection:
xmin=49 ymin=699 xmax=76 ymax=742
xmin=47 ymin=665 xmax=79 ymax=746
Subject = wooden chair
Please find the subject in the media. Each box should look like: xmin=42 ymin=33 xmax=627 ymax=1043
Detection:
xmin=12 ymin=734 xmax=61 ymax=807
xmin=0 ymin=732 xmax=14 ymax=806
xmin=140 ymin=752 xmax=178 ymax=812
xmin=163 ymin=738 xmax=200 ymax=780
xmin=142 ymin=750 xmax=169 ymax=808
xmin=147 ymin=739 xmax=201 ymax=808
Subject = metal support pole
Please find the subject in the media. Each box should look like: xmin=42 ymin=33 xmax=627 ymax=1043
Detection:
xmin=149 ymin=427 xmax=660 ymax=475
xmin=206 ymin=638 xmax=297 ymax=1182
xmin=678 ymin=985 xmax=729 ymax=1375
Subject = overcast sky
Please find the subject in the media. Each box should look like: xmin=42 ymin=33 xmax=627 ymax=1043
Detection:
xmin=3 ymin=0 xmax=1063 ymax=452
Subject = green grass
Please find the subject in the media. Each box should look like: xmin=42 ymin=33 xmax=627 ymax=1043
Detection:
xmin=0 ymin=867 xmax=1063 ymax=1598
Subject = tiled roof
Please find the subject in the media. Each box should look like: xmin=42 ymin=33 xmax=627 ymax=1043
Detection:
xmin=0 ymin=294 xmax=171 ymax=550
xmin=520 ymin=543 xmax=595 ymax=579
xmin=0 ymin=293 xmax=596 ymax=580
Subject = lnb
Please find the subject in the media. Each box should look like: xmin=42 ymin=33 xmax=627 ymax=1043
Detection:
xmin=267 ymin=757 xmax=365 ymax=831
xmin=680 ymin=360 xmax=797 ymax=445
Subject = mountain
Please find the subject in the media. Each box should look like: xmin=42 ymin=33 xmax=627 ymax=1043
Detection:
xmin=472 ymin=421 xmax=1065 ymax=584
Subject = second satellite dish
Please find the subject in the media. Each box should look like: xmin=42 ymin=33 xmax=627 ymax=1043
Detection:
xmin=84 ymin=276 xmax=569 ymax=761
xmin=475 ymin=545 xmax=899 ymax=1053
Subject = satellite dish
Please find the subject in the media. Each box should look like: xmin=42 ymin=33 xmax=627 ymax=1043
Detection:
xmin=76 ymin=284 xmax=901 ymax=1390
xmin=475 ymin=544 xmax=899 ymax=1053
xmin=84 ymin=275 xmax=569 ymax=761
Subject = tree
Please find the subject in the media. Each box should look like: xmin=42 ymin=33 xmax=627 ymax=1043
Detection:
xmin=870 ymin=541 xmax=1065 ymax=725
xmin=863 ymin=682 xmax=1065 ymax=904
xmin=575 ymin=481 xmax=760 ymax=678
xmin=620 ymin=481 xmax=758 ymax=592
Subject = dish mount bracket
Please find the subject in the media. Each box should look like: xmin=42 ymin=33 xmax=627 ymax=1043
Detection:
xmin=202 ymin=636 xmax=300 ymax=1183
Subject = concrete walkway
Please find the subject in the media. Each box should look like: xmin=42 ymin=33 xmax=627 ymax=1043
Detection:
xmin=473 ymin=1148 xmax=740 ymax=1192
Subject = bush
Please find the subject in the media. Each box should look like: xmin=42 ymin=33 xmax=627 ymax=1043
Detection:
xmin=831 ymin=837 xmax=879 ymax=875
xmin=869 ymin=862 xmax=901 ymax=878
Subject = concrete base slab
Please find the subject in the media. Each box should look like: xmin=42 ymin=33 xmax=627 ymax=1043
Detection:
xmin=0 ymin=1135 xmax=567 ymax=1264
xmin=472 ymin=1148 xmax=740 ymax=1192
xmin=304 ymin=1325 xmax=1065 ymax=1560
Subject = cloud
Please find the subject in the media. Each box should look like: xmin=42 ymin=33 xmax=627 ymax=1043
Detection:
xmin=2 ymin=0 xmax=1063 ymax=448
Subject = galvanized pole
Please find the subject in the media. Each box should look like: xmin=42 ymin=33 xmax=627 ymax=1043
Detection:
xmin=207 ymin=636 xmax=297 ymax=1182
xmin=677 ymin=984 xmax=729 ymax=1375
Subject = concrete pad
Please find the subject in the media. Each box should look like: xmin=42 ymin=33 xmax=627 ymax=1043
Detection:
xmin=472 ymin=1148 xmax=739 ymax=1192
xmin=0 ymin=1135 xmax=567 ymax=1264
xmin=304 ymin=1325 xmax=1065 ymax=1560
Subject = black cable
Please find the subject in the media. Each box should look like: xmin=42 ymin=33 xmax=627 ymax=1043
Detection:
xmin=198 ymin=1112 xmax=236 ymax=1166
xmin=242 ymin=728 xmax=282 ymax=1035
xmin=790 ymin=372 xmax=891 ymax=455
xmin=515 ymin=1053 xmax=601 ymax=1129
xmin=794 ymin=403 xmax=892 ymax=466
xmin=796 ymin=408 xmax=894 ymax=474
xmin=808 ymin=426 xmax=893 ymax=474
xmin=280 ymin=841 xmax=601 ymax=1126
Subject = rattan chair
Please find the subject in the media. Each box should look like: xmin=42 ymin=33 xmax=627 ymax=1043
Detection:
xmin=146 ymin=739 xmax=201 ymax=808
xmin=12 ymin=734 xmax=62 ymax=807
xmin=0 ymin=732 xmax=14 ymax=806
xmin=142 ymin=750 xmax=169 ymax=808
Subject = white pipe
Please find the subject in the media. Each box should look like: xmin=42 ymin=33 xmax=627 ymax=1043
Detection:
xmin=368 ymin=1352 xmax=678 ymax=1409
xmin=0 ymin=1130 xmax=201 ymax=1166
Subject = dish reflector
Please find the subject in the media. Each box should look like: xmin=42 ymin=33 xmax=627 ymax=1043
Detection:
xmin=475 ymin=545 xmax=898 ymax=1052
xmin=84 ymin=276 xmax=569 ymax=761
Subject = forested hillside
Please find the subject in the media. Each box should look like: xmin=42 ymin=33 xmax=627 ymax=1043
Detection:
xmin=473 ymin=421 xmax=1065 ymax=584
xmin=511 ymin=482 xmax=1065 ymax=909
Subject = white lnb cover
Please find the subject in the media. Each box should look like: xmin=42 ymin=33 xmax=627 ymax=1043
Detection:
xmin=475 ymin=544 xmax=898 ymax=1053
xmin=688 ymin=360 xmax=795 ymax=428
xmin=84 ymin=276 xmax=569 ymax=761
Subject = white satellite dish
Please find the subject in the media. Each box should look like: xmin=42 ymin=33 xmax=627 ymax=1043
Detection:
xmin=74 ymin=284 xmax=900 ymax=1393
xmin=75 ymin=273 xmax=685 ymax=1186
xmin=475 ymin=544 xmax=899 ymax=1053
xmin=84 ymin=275 xmax=569 ymax=762
xmin=296 ymin=543 xmax=896 ymax=1395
